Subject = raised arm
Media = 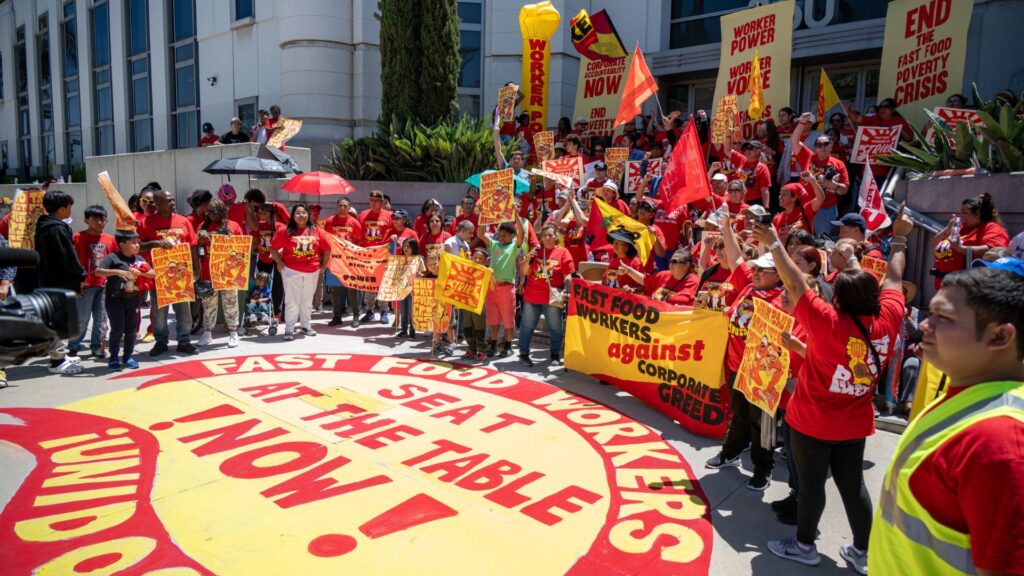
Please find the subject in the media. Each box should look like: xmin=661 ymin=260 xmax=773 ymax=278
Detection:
xmin=884 ymin=204 xmax=913 ymax=293
xmin=751 ymin=221 xmax=809 ymax=301
xmin=720 ymin=214 xmax=744 ymax=269
xmin=493 ymin=127 xmax=507 ymax=169
xmin=801 ymin=171 xmax=826 ymax=213
xmin=791 ymin=113 xmax=812 ymax=154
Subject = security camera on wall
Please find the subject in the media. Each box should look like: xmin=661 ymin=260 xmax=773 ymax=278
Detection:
xmin=206 ymin=75 xmax=218 ymax=86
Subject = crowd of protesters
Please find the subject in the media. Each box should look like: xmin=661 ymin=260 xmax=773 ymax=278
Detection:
xmin=2 ymin=88 xmax=1023 ymax=576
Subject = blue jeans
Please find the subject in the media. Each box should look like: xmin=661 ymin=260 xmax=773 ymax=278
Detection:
xmin=400 ymin=296 xmax=412 ymax=332
xmin=518 ymin=301 xmax=564 ymax=357
xmin=69 ymin=285 xmax=105 ymax=353
xmin=813 ymin=204 xmax=838 ymax=238
xmin=150 ymin=292 xmax=192 ymax=346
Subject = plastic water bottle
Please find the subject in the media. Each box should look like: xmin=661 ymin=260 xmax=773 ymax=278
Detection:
xmin=951 ymin=216 xmax=961 ymax=244
xmin=714 ymin=201 xmax=729 ymax=226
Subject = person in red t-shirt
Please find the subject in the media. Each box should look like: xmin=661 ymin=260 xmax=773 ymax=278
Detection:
xmin=722 ymin=180 xmax=751 ymax=233
xmin=390 ymin=209 xmax=418 ymax=256
xmin=419 ymin=213 xmax=452 ymax=261
xmin=517 ymin=223 xmax=576 ymax=367
xmin=450 ymin=195 xmax=480 ymax=238
xmin=931 ymin=192 xmax=1011 ymax=289
xmin=562 ymin=134 xmax=591 ymax=166
xmin=413 ymin=198 xmax=443 ymax=240
xmin=269 ymin=204 xmax=330 ymax=339
xmin=228 ymin=188 xmax=289 ymax=234
xmin=644 ymin=249 xmax=698 ymax=306
xmin=832 ymin=213 xmax=884 ymax=260
xmin=773 ymin=178 xmax=824 ymax=244
xmin=137 ymin=189 xmax=199 ymax=356
xmin=760 ymin=207 xmax=914 ymax=570
xmin=705 ymin=213 xmax=784 ymax=490
xmin=357 ymin=190 xmax=395 ymax=324
xmin=252 ymin=202 xmax=286 ymax=317
xmin=867 ymin=264 xmax=1024 ymax=576
xmin=549 ymin=191 xmax=590 ymax=267
xmin=724 ymin=136 xmax=772 ymax=206
xmin=198 ymin=122 xmax=220 ymax=147
xmin=790 ymin=114 xmax=851 ymax=233
xmin=604 ymin=227 xmax=646 ymax=292
xmin=322 ymin=196 xmax=365 ymax=327
xmin=586 ymin=181 xmax=630 ymax=250
xmin=636 ymin=197 xmax=667 ymax=272
xmin=194 ymin=199 xmax=245 ymax=348
xmin=849 ymin=98 xmax=913 ymax=180
xmin=69 ymin=205 xmax=118 ymax=357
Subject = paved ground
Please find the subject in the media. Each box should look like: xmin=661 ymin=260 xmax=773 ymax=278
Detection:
xmin=0 ymin=310 xmax=899 ymax=575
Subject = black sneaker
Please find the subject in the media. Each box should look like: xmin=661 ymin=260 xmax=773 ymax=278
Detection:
xmin=747 ymin=470 xmax=771 ymax=491
xmin=148 ymin=342 xmax=169 ymax=357
xmin=360 ymin=311 xmax=374 ymax=323
xmin=396 ymin=330 xmax=408 ymax=338
xmin=550 ymin=354 xmax=562 ymax=366
xmin=177 ymin=343 xmax=199 ymax=355
xmin=351 ymin=319 xmax=361 ymax=329
xmin=499 ymin=343 xmax=513 ymax=358
xmin=518 ymin=354 xmax=534 ymax=367
xmin=486 ymin=341 xmax=498 ymax=357
xmin=327 ymin=317 xmax=343 ymax=327
xmin=770 ymin=492 xmax=798 ymax=513
xmin=704 ymin=453 xmax=741 ymax=469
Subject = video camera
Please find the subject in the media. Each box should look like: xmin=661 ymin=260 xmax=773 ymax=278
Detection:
xmin=0 ymin=247 xmax=79 ymax=369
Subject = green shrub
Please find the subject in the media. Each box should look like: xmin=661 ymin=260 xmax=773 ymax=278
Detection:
xmin=327 ymin=116 xmax=520 ymax=182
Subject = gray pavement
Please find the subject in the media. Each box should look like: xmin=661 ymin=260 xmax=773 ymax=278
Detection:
xmin=0 ymin=310 xmax=899 ymax=575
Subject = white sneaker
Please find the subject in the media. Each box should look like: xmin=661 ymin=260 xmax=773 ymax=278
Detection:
xmin=840 ymin=544 xmax=869 ymax=575
xmin=197 ymin=331 xmax=213 ymax=347
xmin=247 ymin=314 xmax=257 ymax=324
xmin=66 ymin=355 xmax=83 ymax=364
xmin=49 ymin=358 xmax=84 ymax=375
xmin=228 ymin=332 xmax=239 ymax=348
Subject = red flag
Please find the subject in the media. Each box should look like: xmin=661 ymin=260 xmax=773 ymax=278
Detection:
xmin=659 ymin=119 xmax=712 ymax=214
xmin=858 ymin=160 xmax=891 ymax=234
xmin=613 ymin=44 xmax=658 ymax=128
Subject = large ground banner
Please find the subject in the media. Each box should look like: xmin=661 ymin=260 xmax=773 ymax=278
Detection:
xmin=152 ymin=244 xmax=195 ymax=308
xmin=210 ymin=235 xmax=253 ymax=291
xmin=712 ymin=1 xmax=794 ymax=140
xmin=878 ymin=0 xmax=973 ymax=128
xmin=326 ymin=237 xmax=390 ymax=292
xmin=0 ymin=354 xmax=714 ymax=575
xmin=565 ymin=280 xmax=729 ymax=438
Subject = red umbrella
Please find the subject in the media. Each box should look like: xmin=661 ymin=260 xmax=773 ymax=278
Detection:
xmin=281 ymin=171 xmax=356 ymax=196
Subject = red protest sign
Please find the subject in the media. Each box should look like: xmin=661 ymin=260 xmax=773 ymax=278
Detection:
xmin=850 ymin=126 xmax=902 ymax=164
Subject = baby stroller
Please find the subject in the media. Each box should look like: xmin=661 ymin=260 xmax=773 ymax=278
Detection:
xmin=244 ymin=271 xmax=279 ymax=336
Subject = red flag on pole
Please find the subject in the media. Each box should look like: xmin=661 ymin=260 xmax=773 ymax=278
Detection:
xmin=613 ymin=43 xmax=658 ymax=128
xmin=658 ymin=119 xmax=712 ymax=214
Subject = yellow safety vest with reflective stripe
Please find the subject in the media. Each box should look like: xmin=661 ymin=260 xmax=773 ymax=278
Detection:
xmin=869 ymin=380 xmax=1024 ymax=575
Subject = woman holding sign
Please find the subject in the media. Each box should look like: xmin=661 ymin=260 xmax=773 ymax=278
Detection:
xmin=518 ymin=223 xmax=575 ymax=367
xmin=269 ymin=204 xmax=331 ymax=341
xmin=195 ymin=200 xmax=244 ymax=348
xmin=756 ymin=207 xmax=914 ymax=574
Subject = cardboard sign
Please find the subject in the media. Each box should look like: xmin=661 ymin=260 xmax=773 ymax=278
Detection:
xmin=542 ymin=157 xmax=584 ymax=188
xmin=533 ymin=131 xmax=554 ymax=163
xmin=210 ymin=235 xmax=253 ymax=291
xmin=97 ymin=171 xmax=139 ymax=231
xmin=478 ymin=169 xmax=516 ymax=226
xmin=152 ymin=243 xmax=195 ymax=307
xmin=926 ymin=106 xmax=984 ymax=151
xmin=267 ymin=117 xmax=302 ymax=148
xmin=7 ymin=189 xmax=46 ymax=249
xmin=604 ymin=147 xmax=629 ymax=183
xmin=435 ymin=251 xmax=492 ymax=315
xmin=850 ymin=126 xmax=902 ymax=164
xmin=625 ymin=159 xmax=661 ymax=195
xmin=377 ymin=256 xmax=424 ymax=302
xmin=325 ymin=236 xmax=391 ymax=292
xmin=710 ymin=95 xmax=740 ymax=145
xmin=412 ymin=277 xmax=451 ymax=333
xmin=734 ymin=299 xmax=794 ymax=416
xmin=861 ymin=255 xmax=888 ymax=284
xmin=497 ymin=84 xmax=519 ymax=123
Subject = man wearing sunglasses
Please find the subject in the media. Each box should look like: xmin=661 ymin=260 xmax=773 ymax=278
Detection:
xmin=790 ymin=112 xmax=850 ymax=236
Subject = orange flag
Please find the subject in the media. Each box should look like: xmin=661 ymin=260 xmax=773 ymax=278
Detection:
xmin=613 ymin=43 xmax=658 ymax=128
xmin=747 ymin=50 xmax=764 ymax=121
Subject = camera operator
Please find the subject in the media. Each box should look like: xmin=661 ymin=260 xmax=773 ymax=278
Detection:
xmin=0 ymin=234 xmax=16 ymax=387
xmin=35 ymin=190 xmax=85 ymax=375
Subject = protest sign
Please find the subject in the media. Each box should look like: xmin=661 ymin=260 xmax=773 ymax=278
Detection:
xmin=267 ymin=117 xmax=303 ymax=149
xmin=878 ymin=0 xmax=973 ymax=128
xmin=478 ymin=169 xmax=515 ymax=226
xmin=7 ymin=189 xmax=46 ymax=249
xmin=565 ymin=280 xmax=730 ymax=437
xmin=0 ymin=354 xmax=714 ymax=575
xmin=209 ymin=235 xmax=253 ymax=291
xmin=542 ymin=157 xmax=584 ymax=188
xmin=378 ymin=256 xmax=423 ymax=302
xmin=712 ymin=1 xmax=794 ymax=140
xmin=861 ymin=255 xmax=889 ymax=284
xmin=412 ymin=277 xmax=451 ymax=333
xmin=858 ymin=161 xmax=892 ymax=234
xmin=626 ymin=161 xmax=645 ymax=195
xmin=604 ymin=147 xmax=629 ymax=183
xmin=497 ymin=84 xmax=519 ymax=124
xmin=533 ymin=131 xmax=554 ymax=163
xmin=435 ymin=251 xmax=492 ymax=315
xmin=97 ymin=171 xmax=138 ymax=231
xmin=734 ymin=299 xmax=794 ymax=416
xmin=850 ymin=126 xmax=903 ymax=164
xmin=519 ymin=2 xmax=560 ymax=134
xmin=152 ymin=243 xmax=195 ymax=307
xmin=647 ymin=158 xmax=663 ymax=178
xmin=926 ymin=106 xmax=984 ymax=151
xmin=710 ymin=95 xmax=740 ymax=145
xmin=571 ymin=12 xmax=629 ymax=139
xmin=325 ymin=236 xmax=390 ymax=292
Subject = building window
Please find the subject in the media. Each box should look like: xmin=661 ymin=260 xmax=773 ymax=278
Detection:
xmin=169 ymin=0 xmax=198 ymax=149
xmin=234 ymin=0 xmax=254 ymax=21
xmin=236 ymin=96 xmax=257 ymax=133
xmin=37 ymin=14 xmax=56 ymax=177
xmin=62 ymin=1 xmax=82 ymax=170
xmin=126 ymin=0 xmax=152 ymax=151
xmin=15 ymin=26 xmax=31 ymax=177
xmin=91 ymin=1 xmax=114 ymax=155
xmin=456 ymin=1 xmax=482 ymax=119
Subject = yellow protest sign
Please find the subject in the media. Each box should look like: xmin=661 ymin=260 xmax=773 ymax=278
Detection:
xmin=519 ymin=2 xmax=560 ymax=135
xmin=565 ymin=280 xmax=729 ymax=438
xmin=97 ymin=171 xmax=139 ymax=231
xmin=412 ymin=277 xmax=451 ymax=333
xmin=877 ymin=0 xmax=973 ymax=128
xmin=604 ymin=147 xmax=629 ymax=183
xmin=712 ymin=1 xmax=794 ymax=140
xmin=861 ymin=255 xmax=888 ymax=284
xmin=711 ymin=95 xmax=740 ymax=145
xmin=734 ymin=298 xmax=794 ymax=416
xmin=435 ymin=251 xmax=492 ymax=315
xmin=478 ymin=169 xmax=515 ymax=226
xmin=210 ymin=234 xmax=253 ymax=291
xmin=533 ymin=131 xmax=554 ymax=163
xmin=152 ymin=243 xmax=195 ymax=307
xmin=378 ymin=256 xmax=424 ymax=302
xmin=267 ymin=117 xmax=303 ymax=148
xmin=497 ymin=84 xmax=519 ymax=123
xmin=7 ymin=189 xmax=46 ymax=249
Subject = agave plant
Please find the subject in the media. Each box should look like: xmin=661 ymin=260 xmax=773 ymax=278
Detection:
xmin=876 ymin=85 xmax=1024 ymax=176
xmin=327 ymin=115 xmax=521 ymax=182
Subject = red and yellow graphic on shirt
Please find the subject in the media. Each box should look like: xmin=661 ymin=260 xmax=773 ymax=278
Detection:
xmin=478 ymin=169 xmax=516 ymax=226
xmin=210 ymin=235 xmax=253 ymax=291
xmin=0 ymin=354 xmax=714 ymax=575
xmin=734 ymin=298 xmax=794 ymax=416
xmin=152 ymin=243 xmax=195 ymax=307
xmin=7 ymin=189 xmax=46 ymax=249
xmin=325 ymin=236 xmax=390 ymax=292
xmin=435 ymin=251 xmax=492 ymax=315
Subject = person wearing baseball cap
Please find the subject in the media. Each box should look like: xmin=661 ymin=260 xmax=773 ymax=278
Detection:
xmin=635 ymin=197 xmax=666 ymax=271
xmin=722 ymin=130 xmax=772 ymax=206
xmin=198 ymin=122 xmax=220 ymax=147
xmin=357 ymin=189 xmax=395 ymax=325
xmin=831 ymin=213 xmax=884 ymax=259
xmin=218 ymin=117 xmax=250 ymax=145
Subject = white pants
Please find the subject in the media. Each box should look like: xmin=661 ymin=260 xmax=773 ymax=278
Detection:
xmin=282 ymin=267 xmax=319 ymax=332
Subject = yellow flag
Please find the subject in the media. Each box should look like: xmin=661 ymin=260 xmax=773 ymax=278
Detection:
xmin=909 ymin=360 xmax=949 ymax=422
xmin=594 ymin=197 xmax=655 ymax=266
xmin=747 ymin=49 xmax=764 ymax=121
xmin=817 ymin=68 xmax=841 ymax=130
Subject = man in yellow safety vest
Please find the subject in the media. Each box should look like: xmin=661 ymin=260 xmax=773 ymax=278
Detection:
xmin=869 ymin=259 xmax=1024 ymax=575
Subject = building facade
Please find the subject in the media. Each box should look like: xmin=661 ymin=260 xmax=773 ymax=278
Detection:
xmin=0 ymin=0 xmax=1020 ymax=180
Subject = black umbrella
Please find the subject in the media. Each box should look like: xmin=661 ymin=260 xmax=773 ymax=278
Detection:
xmin=202 ymin=156 xmax=290 ymax=176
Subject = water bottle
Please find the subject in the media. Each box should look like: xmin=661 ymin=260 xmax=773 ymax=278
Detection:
xmin=714 ymin=201 xmax=729 ymax=227
xmin=950 ymin=216 xmax=961 ymax=244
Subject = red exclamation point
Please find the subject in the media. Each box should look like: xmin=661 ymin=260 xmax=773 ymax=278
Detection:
xmin=149 ymin=404 xmax=245 ymax=430
xmin=308 ymin=494 xmax=458 ymax=558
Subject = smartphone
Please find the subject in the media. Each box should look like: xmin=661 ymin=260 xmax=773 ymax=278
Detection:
xmin=755 ymin=213 xmax=773 ymax=226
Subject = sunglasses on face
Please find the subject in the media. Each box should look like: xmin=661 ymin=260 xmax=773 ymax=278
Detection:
xmin=815 ymin=141 xmax=831 ymax=148
xmin=669 ymin=260 xmax=686 ymax=265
